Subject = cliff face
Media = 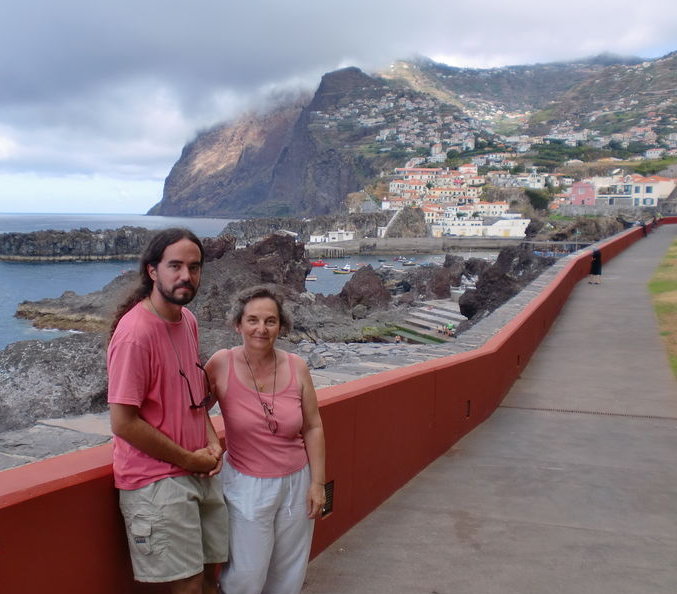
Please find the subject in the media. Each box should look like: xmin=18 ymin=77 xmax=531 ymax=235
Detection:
xmin=151 ymin=68 xmax=398 ymax=218
xmin=150 ymin=54 xmax=676 ymax=219
xmin=150 ymin=103 xmax=304 ymax=217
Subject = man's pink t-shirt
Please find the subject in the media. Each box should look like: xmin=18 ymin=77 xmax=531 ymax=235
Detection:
xmin=107 ymin=303 xmax=208 ymax=490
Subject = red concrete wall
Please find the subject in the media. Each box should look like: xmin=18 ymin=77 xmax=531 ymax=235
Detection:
xmin=0 ymin=223 xmax=664 ymax=593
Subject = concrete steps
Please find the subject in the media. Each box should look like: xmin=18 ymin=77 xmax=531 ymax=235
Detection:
xmin=394 ymin=299 xmax=468 ymax=344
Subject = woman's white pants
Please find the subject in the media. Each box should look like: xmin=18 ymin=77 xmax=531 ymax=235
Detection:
xmin=220 ymin=463 xmax=314 ymax=594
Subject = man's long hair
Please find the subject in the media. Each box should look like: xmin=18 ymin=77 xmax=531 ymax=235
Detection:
xmin=109 ymin=228 xmax=204 ymax=338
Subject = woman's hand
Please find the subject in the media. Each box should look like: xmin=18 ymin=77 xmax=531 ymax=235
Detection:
xmin=307 ymin=481 xmax=326 ymax=519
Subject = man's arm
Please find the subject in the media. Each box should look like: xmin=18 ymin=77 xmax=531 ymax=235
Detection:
xmin=110 ymin=403 xmax=219 ymax=474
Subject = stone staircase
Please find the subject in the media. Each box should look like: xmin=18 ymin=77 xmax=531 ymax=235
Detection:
xmin=392 ymin=299 xmax=467 ymax=344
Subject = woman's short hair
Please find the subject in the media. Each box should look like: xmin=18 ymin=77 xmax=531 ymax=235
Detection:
xmin=230 ymin=285 xmax=292 ymax=333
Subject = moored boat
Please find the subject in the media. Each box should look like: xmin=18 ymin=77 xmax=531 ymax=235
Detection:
xmin=310 ymin=259 xmax=326 ymax=267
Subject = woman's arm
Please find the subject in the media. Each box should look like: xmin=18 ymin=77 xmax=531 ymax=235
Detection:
xmin=205 ymin=348 xmax=230 ymax=411
xmin=298 ymin=354 xmax=326 ymax=519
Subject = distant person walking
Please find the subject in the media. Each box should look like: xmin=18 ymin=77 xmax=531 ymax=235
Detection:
xmin=107 ymin=228 xmax=228 ymax=593
xmin=589 ymin=248 xmax=602 ymax=285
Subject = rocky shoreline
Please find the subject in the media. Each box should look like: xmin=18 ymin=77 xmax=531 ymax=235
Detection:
xmin=0 ymin=251 xmax=572 ymax=470
xmin=1 ymin=214 xmax=626 ymax=468
xmin=0 ymin=227 xmax=155 ymax=261
xmin=1 ymin=231 xmax=556 ymax=439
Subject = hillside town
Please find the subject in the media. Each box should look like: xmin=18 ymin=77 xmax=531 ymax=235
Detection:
xmin=307 ymin=74 xmax=675 ymax=239
xmin=309 ymin=81 xmax=677 ymax=160
xmin=372 ymin=161 xmax=676 ymax=238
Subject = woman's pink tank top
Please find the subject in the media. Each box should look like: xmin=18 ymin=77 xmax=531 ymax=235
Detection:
xmin=223 ymin=349 xmax=308 ymax=478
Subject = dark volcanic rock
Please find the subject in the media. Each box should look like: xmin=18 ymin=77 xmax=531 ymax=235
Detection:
xmin=16 ymin=269 xmax=138 ymax=332
xmin=537 ymin=216 xmax=624 ymax=242
xmin=332 ymin=266 xmax=392 ymax=316
xmin=464 ymin=257 xmax=492 ymax=278
xmin=394 ymin=265 xmax=452 ymax=300
xmin=0 ymin=226 xmax=155 ymax=261
xmin=0 ymin=333 xmax=108 ymax=432
xmin=203 ymin=234 xmax=237 ymax=261
xmin=443 ymin=254 xmax=466 ymax=285
xmin=193 ymin=233 xmax=310 ymax=327
xmin=458 ymin=246 xmax=554 ymax=325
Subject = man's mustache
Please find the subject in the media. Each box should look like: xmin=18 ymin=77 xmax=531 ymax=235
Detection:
xmin=173 ymin=281 xmax=195 ymax=291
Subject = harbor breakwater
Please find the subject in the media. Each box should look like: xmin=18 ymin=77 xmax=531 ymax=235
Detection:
xmin=0 ymin=227 xmax=155 ymax=261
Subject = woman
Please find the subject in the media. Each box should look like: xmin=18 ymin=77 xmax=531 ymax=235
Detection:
xmin=205 ymin=286 xmax=326 ymax=594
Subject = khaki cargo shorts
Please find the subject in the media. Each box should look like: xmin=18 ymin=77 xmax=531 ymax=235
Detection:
xmin=119 ymin=474 xmax=229 ymax=583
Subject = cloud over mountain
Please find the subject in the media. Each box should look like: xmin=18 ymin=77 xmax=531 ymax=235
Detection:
xmin=0 ymin=0 xmax=675 ymax=212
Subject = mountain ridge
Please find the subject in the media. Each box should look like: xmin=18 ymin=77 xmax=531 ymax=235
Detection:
xmin=150 ymin=51 xmax=676 ymax=217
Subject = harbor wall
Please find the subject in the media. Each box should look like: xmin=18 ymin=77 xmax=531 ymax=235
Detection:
xmin=0 ymin=218 xmax=672 ymax=593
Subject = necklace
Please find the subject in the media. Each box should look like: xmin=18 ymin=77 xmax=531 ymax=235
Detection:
xmin=147 ymin=297 xmax=208 ymax=409
xmin=243 ymin=349 xmax=278 ymax=433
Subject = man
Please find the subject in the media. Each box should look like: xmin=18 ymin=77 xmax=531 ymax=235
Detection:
xmin=108 ymin=228 xmax=228 ymax=594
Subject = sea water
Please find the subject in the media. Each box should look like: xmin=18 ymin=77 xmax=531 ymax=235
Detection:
xmin=0 ymin=214 xmax=233 ymax=349
xmin=0 ymin=214 xmax=496 ymax=349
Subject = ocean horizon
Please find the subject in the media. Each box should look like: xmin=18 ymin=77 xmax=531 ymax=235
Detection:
xmin=0 ymin=213 xmax=492 ymax=350
xmin=0 ymin=213 xmax=235 ymax=349
xmin=0 ymin=212 xmax=235 ymax=235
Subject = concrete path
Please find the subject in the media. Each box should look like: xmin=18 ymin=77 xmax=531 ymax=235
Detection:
xmin=303 ymin=224 xmax=677 ymax=594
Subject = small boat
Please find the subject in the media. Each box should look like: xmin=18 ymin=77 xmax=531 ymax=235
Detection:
xmin=310 ymin=260 xmax=326 ymax=267
xmin=306 ymin=275 xmax=318 ymax=281
xmin=333 ymin=264 xmax=354 ymax=274
xmin=323 ymin=264 xmax=337 ymax=270
xmin=402 ymin=260 xmax=417 ymax=266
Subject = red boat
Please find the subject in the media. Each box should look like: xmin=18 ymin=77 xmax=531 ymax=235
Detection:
xmin=310 ymin=260 xmax=326 ymax=267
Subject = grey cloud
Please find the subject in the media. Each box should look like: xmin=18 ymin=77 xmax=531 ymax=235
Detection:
xmin=0 ymin=0 xmax=675 ymax=183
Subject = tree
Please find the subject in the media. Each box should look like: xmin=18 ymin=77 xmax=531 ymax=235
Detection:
xmin=524 ymin=188 xmax=550 ymax=211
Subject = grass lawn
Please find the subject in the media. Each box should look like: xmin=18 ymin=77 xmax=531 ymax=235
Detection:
xmin=650 ymin=238 xmax=677 ymax=378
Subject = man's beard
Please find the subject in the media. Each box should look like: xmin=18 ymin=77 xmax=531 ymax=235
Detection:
xmin=156 ymin=280 xmax=198 ymax=306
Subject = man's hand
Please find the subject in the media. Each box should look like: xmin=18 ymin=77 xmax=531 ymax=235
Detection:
xmin=194 ymin=443 xmax=224 ymax=477
xmin=184 ymin=447 xmax=219 ymax=474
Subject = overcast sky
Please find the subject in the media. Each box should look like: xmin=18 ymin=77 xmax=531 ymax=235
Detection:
xmin=0 ymin=1 xmax=675 ymax=215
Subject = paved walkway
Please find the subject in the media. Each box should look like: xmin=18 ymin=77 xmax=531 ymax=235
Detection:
xmin=303 ymin=224 xmax=677 ymax=594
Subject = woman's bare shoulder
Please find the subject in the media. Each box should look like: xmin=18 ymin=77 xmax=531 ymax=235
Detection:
xmin=286 ymin=351 xmax=308 ymax=370
xmin=206 ymin=347 xmax=234 ymax=369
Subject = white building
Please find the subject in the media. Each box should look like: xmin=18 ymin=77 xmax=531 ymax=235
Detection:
xmin=474 ymin=201 xmax=509 ymax=217
xmin=309 ymin=229 xmax=355 ymax=243
xmin=431 ymin=215 xmax=530 ymax=238
xmin=482 ymin=217 xmax=530 ymax=237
